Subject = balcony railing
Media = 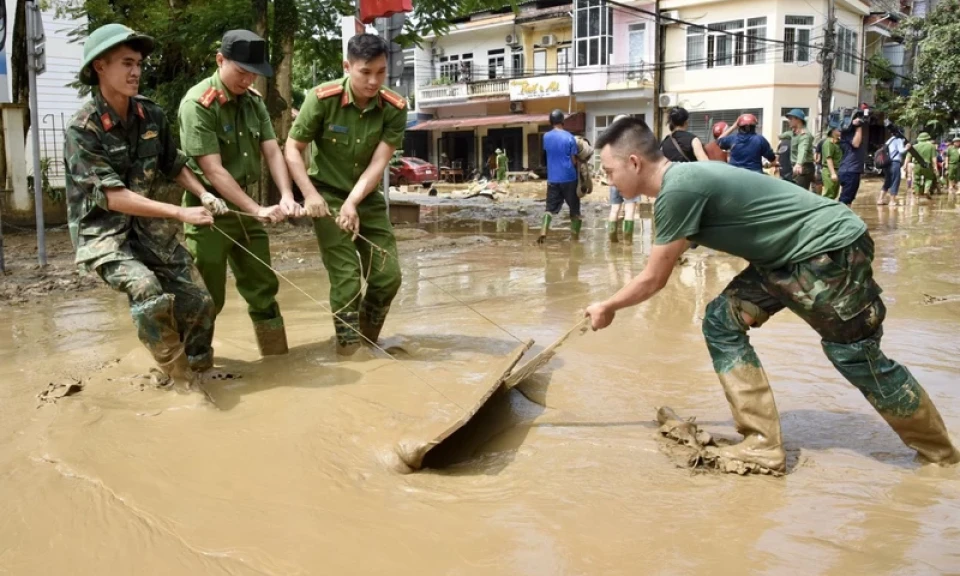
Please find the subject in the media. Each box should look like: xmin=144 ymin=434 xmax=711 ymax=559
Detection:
xmin=468 ymin=78 xmax=510 ymax=97
xmin=417 ymin=83 xmax=468 ymax=105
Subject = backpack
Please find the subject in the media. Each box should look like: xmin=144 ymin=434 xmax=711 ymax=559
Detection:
xmin=874 ymin=143 xmax=891 ymax=170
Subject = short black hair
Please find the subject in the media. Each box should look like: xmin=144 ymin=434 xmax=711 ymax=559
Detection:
xmin=347 ymin=33 xmax=389 ymax=63
xmin=668 ymin=107 xmax=689 ymax=130
xmin=595 ymin=117 xmax=663 ymax=161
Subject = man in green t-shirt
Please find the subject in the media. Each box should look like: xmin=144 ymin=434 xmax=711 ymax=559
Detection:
xmin=585 ymin=117 xmax=958 ymax=475
xmin=285 ymin=34 xmax=405 ymax=356
xmin=779 ymin=109 xmax=815 ymax=190
xmin=819 ymin=127 xmax=843 ymax=200
xmin=909 ymin=132 xmax=938 ymax=202
xmin=946 ymin=137 xmax=960 ymax=193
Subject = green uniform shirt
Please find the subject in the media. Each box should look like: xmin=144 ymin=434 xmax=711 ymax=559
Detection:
xmin=946 ymin=146 xmax=960 ymax=166
xmin=653 ymin=162 xmax=866 ymax=270
xmin=288 ymin=76 xmax=407 ymax=195
xmin=178 ymin=71 xmax=276 ymax=192
xmin=913 ymin=141 xmax=937 ymax=169
xmin=65 ymin=89 xmax=188 ymax=270
xmin=821 ymin=139 xmax=843 ymax=171
xmin=780 ymin=129 xmax=813 ymax=165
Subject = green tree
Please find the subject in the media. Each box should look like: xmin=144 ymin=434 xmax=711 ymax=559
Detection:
xmin=898 ymin=0 xmax=960 ymax=133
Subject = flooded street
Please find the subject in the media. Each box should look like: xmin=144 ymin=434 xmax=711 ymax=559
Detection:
xmin=2 ymin=191 xmax=960 ymax=575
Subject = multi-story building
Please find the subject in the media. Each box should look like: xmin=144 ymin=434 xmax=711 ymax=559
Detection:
xmin=409 ymin=1 xmax=585 ymax=176
xmin=660 ymin=0 xmax=871 ymax=145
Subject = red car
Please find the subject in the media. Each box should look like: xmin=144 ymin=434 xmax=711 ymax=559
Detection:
xmin=389 ymin=157 xmax=438 ymax=187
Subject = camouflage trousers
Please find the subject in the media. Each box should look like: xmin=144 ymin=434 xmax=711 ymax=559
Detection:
xmin=313 ymin=187 xmax=402 ymax=347
xmin=702 ymin=232 xmax=922 ymax=419
xmin=96 ymin=241 xmax=215 ymax=372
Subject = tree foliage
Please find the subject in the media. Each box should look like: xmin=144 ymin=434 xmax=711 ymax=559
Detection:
xmin=897 ymin=0 xmax=960 ymax=132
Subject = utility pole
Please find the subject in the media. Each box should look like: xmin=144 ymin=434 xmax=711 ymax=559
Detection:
xmin=653 ymin=0 xmax=664 ymax=139
xmin=26 ymin=0 xmax=47 ymax=266
xmin=819 ymin=0 xmax=836 ymax=135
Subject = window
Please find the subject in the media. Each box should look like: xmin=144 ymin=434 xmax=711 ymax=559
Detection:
xmin=837 ymin=26 xmax=859 ymax=74
xmin=487 ymin=48 xmax=505 ymax=79
xmin=780 ymin=107 xmax=810 ymax=134
xmin=575 ymin=0 xmax=613 ymax=67
xmin=459 ymin=53 xmax=473 ymax=82
xmin=628 ymin=22 xmax=646 ymax=65
xmin=686 ymin=18 xmax=767 ymax=70
xmin=438 ymin=55 xmax=459 ymax=81
xmin=688 ymin=109 xmax=763 ymax=141
xmin=534 ymin=49 xmax=547 ymax=75
xmin=557 ymin=45 xmax=572 ymax=72
xmin=511 ymin=48 xmax=524 ymax=78
xmin=784 ymin=16 xmax=814 ymax=63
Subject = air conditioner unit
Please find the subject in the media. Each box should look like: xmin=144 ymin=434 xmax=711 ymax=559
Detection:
xmin=509 ymin=101 xmax=525 ymax=113
xmin=505 ymin=34 xmax=520 ymax=46
xmin=431 ymin=46 xmax=444 ymax=58
xmin=541 ymin=34 xmax=557 ymax=47
xmin=661 ymin=10 xmax=680 ymax=24
xmin=659 ymin=92 xmax=679 ymax=108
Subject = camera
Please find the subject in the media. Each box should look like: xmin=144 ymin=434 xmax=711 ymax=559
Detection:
xmin=829 ymin=104 xmax=870 ymax=131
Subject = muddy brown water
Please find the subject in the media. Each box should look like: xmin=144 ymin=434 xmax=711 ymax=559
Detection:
xmin=2 ymin=191 xmax=960 ymax=574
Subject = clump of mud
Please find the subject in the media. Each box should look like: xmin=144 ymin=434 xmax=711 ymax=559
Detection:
xmin=1 ymin=267 xmax=100 ymax=305
xmin=656 ymin=406 xmax=784 ymax=477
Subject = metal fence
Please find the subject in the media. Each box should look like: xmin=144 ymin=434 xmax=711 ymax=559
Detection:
xmin=36 ymin=112 xmax=68 ymax=188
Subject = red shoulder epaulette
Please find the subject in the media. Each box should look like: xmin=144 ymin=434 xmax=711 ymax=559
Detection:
xmin=315 ymin=84 xmax=344 ymax=100
xmin=100 ymin=113 xmax=114 ymax=131
xmin=379 ymin=90 xmax=406 ymax=110
xmin=135 ymin=102 xmax=145 ymax=119
xmin=199 ymin=87 xmax=221 ymax=109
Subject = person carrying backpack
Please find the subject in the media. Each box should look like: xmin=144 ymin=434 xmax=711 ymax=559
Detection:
xmin=877 ymin=132 xmax=906 ymax=206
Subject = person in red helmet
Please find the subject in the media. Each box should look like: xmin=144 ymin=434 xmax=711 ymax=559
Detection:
xmin=704 ymin=121 xmax=729 ymax=162
xmin=717 ymin=113 xmax=776 ymax=173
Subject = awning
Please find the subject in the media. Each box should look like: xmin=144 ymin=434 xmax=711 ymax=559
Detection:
xmin=407 ymin=114 xmax=549 ymax=131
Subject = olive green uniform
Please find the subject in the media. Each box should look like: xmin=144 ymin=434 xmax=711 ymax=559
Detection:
xmin=178 ymin=71 xmax=287 ymax=356
xmin=496 ymin=152 xmax=508 ymax=181
xmin=779 ymin=129 xmax=815 ymax=190
xmin=288 ymin=77 xmax=406 ymax=348
xmin=946 ymin=146 xmax=960 ymax=183
xmin=912 ymin=134 xmax=938 ymax=196
xmin=820 ymin=139 xmax=843 ymax=200
xmin=65 ymin=90 xmax=215 ymax=373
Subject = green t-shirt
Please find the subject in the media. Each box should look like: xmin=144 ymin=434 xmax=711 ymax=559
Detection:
xmin=913 ymin=141 xmax=937 ymax=170
xmin=821 ymin=139 xmax=843 ymax=170
xmin=653 ymin=162 xmax=867 ymax=270
xmin=946 ymin=146 xmax=960 ymax=165
xmin=288 ymin=76 xmax=407 ymax=195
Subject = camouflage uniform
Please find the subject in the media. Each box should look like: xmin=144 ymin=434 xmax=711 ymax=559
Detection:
xmin=65 ymin=89 xmax=215 ymax=372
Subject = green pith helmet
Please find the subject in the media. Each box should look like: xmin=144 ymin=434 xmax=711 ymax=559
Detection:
xmin=79 ymin=23 xmax=156 ymax=86
xmin=917 ymin=132 xmax=931 ymax=142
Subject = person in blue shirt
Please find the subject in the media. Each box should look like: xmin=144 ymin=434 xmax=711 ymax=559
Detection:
xmin=838 ymin=115 xmax=866 ymax=205
xmin=717 ymin=114 xmax=776 ymax=173
xmin=538 ymin=109 xmax=581 ymax=244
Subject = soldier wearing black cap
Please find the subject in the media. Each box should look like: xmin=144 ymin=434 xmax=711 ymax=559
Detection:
xmin=178 ymin=30 xmax=297 ymax=360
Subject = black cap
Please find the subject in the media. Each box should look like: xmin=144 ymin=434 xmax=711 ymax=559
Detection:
xmin=220 ymin=30 xmax=273 ymax=78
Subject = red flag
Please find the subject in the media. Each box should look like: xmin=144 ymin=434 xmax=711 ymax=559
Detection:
xmin=359 ymin=0 xmax=412 ymax=24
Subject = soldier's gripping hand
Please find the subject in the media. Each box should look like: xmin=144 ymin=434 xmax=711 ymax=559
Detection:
xmin=200 ymin=192 xmax=229 ymax=216
xmin=336 ymin=201 xmax=360 ymax=238
xmin=257 ymin=205 xmax=285 ymax=224
xmin=179 ymin=206 xmax=215 ymax=226
xmin=280 ymin=196 xmax=304 ymax=218
xmin=304 ymin=195 xmax=330 ymax=219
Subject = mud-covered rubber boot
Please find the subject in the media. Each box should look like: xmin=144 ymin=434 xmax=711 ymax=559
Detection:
xmin=880 ymin=389 xmax=960 ymax=465
xmin=622 ymin=219 xmax=635 ymax=245
xmin=334 ymin=311 xmax=362 ymax=356
xmin=253 ymin=317 xmax=289 ymax=356
xmin=607 ymin=221 xmax=619 ymax=243
xmin=570 ymin=218 xmax=582 ymax=241
xmin=359 ymin=301 xmax=389 ymax=346
xmin=537 ymin=213 xmax=552 ymax=245
xmin=707 ymin=362 xmax=786 ymax=474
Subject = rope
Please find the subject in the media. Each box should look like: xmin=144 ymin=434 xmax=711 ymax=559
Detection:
xmin=226 ymin=207 xmax=528 ymax=344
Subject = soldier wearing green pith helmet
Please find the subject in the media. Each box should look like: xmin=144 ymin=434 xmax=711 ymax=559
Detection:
xmin=64 ymin=23 xmax=216 ymax=393
xmin=179 ymin=30 xmax=295 ymax=360
xmin=284 ymin=33 xmax=405 ymax=357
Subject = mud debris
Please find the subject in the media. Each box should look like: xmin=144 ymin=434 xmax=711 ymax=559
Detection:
xmin=37 ymin=379 xmax=84 ymax=406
